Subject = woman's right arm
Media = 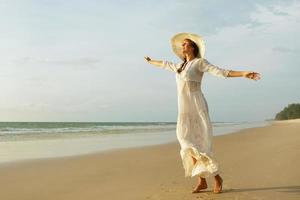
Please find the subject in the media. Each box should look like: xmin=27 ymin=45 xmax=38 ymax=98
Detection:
xmin=144 ymin=56 xmax=179 ymax=73
xmin=144 ymin=56 xmax=164 ymax=67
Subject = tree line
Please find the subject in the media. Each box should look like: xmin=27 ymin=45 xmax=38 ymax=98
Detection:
xmin=275 ymin=103 xmax=300 ymax=120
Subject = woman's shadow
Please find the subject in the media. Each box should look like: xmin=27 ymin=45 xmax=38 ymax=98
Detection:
xmin=223 ymin=185 xmax=300 ymax=195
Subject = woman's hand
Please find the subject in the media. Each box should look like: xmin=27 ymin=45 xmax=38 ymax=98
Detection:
xmin=144 ymin=56 xmax=151 ymax=62
xmin=243 ymin=71 xmax=261 ymax=81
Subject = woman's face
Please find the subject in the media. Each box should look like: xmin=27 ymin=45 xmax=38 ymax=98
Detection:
xmin=181 ymin=39 xmax=194 ymax=55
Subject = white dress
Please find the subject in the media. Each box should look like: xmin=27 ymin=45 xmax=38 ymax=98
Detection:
xmin=160 ymin=57 xmax=230 ymax=178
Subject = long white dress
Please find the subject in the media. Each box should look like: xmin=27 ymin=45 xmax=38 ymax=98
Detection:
xmin=160 ymin=57 xmax=230 ymax=178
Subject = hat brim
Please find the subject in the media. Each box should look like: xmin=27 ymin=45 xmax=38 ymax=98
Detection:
xmin=171 ymin=32 xmax=205 ymax=61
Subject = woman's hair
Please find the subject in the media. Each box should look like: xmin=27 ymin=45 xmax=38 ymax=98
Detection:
xmin=176 ymin=39 xmax=199 ymax=74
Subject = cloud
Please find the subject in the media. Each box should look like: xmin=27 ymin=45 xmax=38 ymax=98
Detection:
xmin=206 ymin=0 xmax=300 ymax=62
xmin=13 ymin=56 xmax=102 ymax=67
xmin=272 ymin=47 xmax=300 ymax=53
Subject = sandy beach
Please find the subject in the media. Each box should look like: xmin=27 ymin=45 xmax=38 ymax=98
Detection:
xmin=0 ymin=119 xmax=299 ymax=200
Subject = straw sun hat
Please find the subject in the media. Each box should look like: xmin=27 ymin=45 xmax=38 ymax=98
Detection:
xmin=171 ymin=32 xmax=205 ymax=61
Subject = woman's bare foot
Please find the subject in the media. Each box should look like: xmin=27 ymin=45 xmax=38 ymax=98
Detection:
xmin=213 ymin=175 xmax=223 ymax=194
xmin=192 ymin=178 xmax=208 ymax=193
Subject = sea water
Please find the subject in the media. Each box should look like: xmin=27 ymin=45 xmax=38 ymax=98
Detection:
xmin=0 ymin=121 xmax=271 ymax=164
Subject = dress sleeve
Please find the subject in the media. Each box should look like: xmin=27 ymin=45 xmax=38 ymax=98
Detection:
xmin=161 ymin=60 xmax=180 ymax=73
xmin=199 ymin=58 xmax=230 ymax=79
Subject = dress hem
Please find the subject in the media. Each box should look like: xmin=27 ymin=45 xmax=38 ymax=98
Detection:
xmin=180 ymin=146 xmax=219 ymax=178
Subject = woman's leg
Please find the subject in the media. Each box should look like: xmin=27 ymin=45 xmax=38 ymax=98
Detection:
xmin=191 ymin=156 xmax=208 ymax=193
xmin=214 ymin=174 xmax=223 ymax=193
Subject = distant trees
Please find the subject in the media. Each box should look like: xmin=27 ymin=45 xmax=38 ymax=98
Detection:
xmin=275 ymin=103 xmax=300 ymax=120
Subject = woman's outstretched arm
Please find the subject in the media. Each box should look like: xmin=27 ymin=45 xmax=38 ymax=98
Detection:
xmin=144 ymin=56 xmax=179 ymax=73
xmin=144 ymin=56 xmax=164 ymax=67
xmin=200 ymin=58 xmax=261 ymax=81
xmin=228 ymin=70 xmax=261 ymax=80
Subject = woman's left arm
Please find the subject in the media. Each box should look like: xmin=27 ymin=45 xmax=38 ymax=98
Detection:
xmin=199 ymin=58 xmax=261 ymax=81
xmin=227 ymin=70 xmax=261 ymax=81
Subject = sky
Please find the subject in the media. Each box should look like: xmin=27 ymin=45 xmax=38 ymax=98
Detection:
xmin=0 ymin=0 xmax=299 ymax=122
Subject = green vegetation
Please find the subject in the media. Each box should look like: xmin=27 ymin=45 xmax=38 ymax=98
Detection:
xmin=275 ymin=103 xmax=300 ymax=120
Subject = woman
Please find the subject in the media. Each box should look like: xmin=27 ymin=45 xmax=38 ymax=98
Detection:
xmin=144 ymin=32 xmax=261 ymax=194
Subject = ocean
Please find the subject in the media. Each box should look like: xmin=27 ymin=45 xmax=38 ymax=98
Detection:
xmin=0 ymin=121 xmax=176 ymax=141
xmin=0 ymin=121 xmax=270 ymax=164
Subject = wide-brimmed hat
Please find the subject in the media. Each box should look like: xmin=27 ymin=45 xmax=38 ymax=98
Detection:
xmin=171 ymin=32 xmax=205 ymax=61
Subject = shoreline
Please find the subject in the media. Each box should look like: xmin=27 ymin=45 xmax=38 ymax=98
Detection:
xmin=0 ymin=120 xmax=270 ymax=165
